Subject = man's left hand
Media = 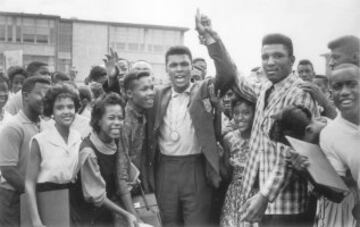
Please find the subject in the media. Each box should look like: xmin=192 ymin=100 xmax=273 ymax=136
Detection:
xmin=240 ymin=192 xmax=269 ymax=223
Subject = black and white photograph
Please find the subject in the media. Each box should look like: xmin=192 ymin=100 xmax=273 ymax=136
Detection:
xmin=0 ymin=0 xmax=359 ymax=226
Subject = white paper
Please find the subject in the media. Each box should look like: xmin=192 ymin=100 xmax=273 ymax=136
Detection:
xmin=286 ymin=136 xmax=349 ymax=193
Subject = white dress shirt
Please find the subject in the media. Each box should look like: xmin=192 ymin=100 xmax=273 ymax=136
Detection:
xmin=159 ymin=84 xmax=201 ymax=156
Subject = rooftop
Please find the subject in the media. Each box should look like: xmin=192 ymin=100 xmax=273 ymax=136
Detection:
xmin=0 ymin=11 xmax=189 ymax=32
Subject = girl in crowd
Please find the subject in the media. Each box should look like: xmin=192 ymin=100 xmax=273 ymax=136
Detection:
xmin=78 ymin=85 xmax=93 ymax=119
xmin=270 ymin=105 xmax=357 ymax=227
xmin=70 ymin=93 xmax=137 ymax=227
xmin=220 ymin=96 xmax=256 ymax=227
xmin=7 ymin=66 xmax=27 ymax=98
xmin=0 ymin=73 xmax=10 ymax=129
xmin=25 ymin=83 xmax=82 ymax=227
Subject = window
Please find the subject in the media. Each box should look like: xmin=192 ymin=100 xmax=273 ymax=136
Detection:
xmin=7 ymin=25 xmax=13 ymax=42
xmin=36 ymin=34 xmax=48 ymax=43
xmin=23 ymin=33 xmax=35 ymax=43
xmin=0 ymin=25 xmax=5 ymax=41
xmin=116 ymin=42 xmax=126 ymax=50
xmin=128 ymin=43 xmax=139 ymax=51
xmin=16 ymin=26 xmax=21 ymax=42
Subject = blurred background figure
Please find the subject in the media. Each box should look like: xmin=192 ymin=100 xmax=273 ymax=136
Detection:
xmin=6 ymin=66 xmax=27 ymax=98
xmin=0 ymin=73 xmax=11 ymax=129
xmin=78 ymin=85 xmax=93 ymax=119
xmin=328 ymin=35 xmax=360 ymax=70
xmin=297 ymin=59 xmax=315 ymax=82
xmin=192 ymin=57 xmax=207 ymax=79
xmin=51 ymin=71 xmax=71 ymax=85
xmin=247 ymin=66 xmax=267 ymax=85
xmin=69 ymin=66 xmax=78 ymax=82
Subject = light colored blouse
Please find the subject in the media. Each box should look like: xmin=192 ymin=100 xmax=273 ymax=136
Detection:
xmin=32 ymin=125 xmax=81 ymax=184
xmin=79 ymin=132 xmax=117 ymax=207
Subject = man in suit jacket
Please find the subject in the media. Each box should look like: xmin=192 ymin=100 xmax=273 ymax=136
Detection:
xmin=142 ymin=13 xmax=236 ymax=226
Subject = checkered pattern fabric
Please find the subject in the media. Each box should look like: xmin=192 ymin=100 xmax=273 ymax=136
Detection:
xmin=235 ymin=73 xmax=320 ymax=215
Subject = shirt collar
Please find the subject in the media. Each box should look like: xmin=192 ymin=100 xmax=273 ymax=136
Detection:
xmin=272 ymin=72 xmax=296 ymax=91
xmin=89 ymin=131 xmax=117 ymax=155
xmin=18 ymin=110 xmax=40 ymax=125
xmin=126 ymin=101 xmax=145 ymax=120
xmin=171 ymin=83 xmax=193 ymax=98
xmin=45 ymin=125 xmax=81 ymax=149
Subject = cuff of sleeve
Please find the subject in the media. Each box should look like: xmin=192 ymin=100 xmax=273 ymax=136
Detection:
xmin=92 ymin=192 xmax=107 ymax=207
xmin=260 ymin=184 xmax=277 ymax=202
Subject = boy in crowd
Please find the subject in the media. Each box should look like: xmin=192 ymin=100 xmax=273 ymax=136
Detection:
xmin=297 ymin=59 xmax=315 ymax=82
xmin=0 ymin=76 xmax=50 ymax=226
xmin=116 ymin=71 xmax=155 ymax=219
xmin=320 ymin=63 xmax=360 ymax=207
xmin=6 ymin=61 xmax=50 ymax=115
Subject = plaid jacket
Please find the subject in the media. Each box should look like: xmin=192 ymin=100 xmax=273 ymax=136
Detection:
xmin=235 ymin=73 xmax=320 ymax=215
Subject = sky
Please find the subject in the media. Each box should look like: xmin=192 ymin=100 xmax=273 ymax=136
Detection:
xmin=2 ymin=0 xmax=360 ymax=75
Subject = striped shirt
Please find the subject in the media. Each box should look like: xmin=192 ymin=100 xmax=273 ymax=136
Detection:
xmin=235 ymin=72 xmax=319 ymax=215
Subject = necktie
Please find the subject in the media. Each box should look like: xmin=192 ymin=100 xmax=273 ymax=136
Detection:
xmin=264 ymin=85 xmax=274 ymax=109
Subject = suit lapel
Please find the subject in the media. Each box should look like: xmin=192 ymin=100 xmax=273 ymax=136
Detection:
xmin=154 ymin=87 xmax=171 ymax=132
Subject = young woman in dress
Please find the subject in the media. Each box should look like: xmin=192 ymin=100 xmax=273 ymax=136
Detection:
xmin=70 ymin=93 xmax=137 ymax=227
xmin=220 ymin=97 xmax=255 ymax=227
xmin=25 ymin=83 xmax=82 ymax=227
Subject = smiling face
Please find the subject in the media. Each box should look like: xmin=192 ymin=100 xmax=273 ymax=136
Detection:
xmin=232 ymin=101 xmax=254 ymax=133
xmin=98 ymin=104 xmax=124 ymax=140
xmin=53 ymin=96 xmax=76 ymax=128
xmin=166 ymin=54 xmax=192 ymax=93
xmin=127 ymin=76 xmax=155 ymax=109
xmin=11 ymin=74 xmax=26 ymax=93
xmin=262 ymin=44 xmax=295 ymax=84
xmin=330 ymin=67 xmax=360 ymax=123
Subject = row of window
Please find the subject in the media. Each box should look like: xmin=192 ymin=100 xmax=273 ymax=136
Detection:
xmin=0 ymin=24 xmax=53 ymax=44
xmin=110 ymin=42 xmax=171 ymax=53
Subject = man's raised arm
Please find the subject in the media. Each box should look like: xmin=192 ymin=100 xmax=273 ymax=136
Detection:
xmin=196 ymin=10 xmax=258 ymax=100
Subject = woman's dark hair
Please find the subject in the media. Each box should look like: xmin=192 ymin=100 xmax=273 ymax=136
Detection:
xmin=90 ymin=92 xmax=125 ymax=133
xmin=270 ymin=105 xmax=312 ymax=145
xmin=78 ymin=85 xmax=93 ymax=114
xmin=7 ymin=66 xmax=27 ymax=83
xmin=231 ymin=94 xmax=255 ymax=110
xmin=43 ymin=83 xmax=81 ymax=117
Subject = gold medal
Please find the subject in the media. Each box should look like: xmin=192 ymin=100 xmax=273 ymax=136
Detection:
xmin=170 ymin=131 xmax=180 ymax=142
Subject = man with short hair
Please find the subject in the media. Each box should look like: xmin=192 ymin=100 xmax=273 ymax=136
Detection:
xmin=328 ymin=35 xmax=360 ymax=70
xmin=116 ymin=71 xmax=155 ymax=219
xmin=192 ymin=57 xmax=207 ymax=79
xmin=297 ymin=59 xmax=315 ymax=82
xmin=319 ymin=64 xmax=360 ymax=225
xmin=0 ymin=76 xmax=51 ymax=226
xmin=131 ymin=60 xmax=153 ymax=74
xmin=5 ymin=61 xmax=50 ymax=115
xmin=144 ymin=12 xmax=236 ymax=226
xmin=218 ymin=30 xmax=320 ymax=225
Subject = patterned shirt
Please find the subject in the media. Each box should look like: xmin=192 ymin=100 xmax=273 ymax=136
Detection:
xmin=118 ymin=101 xmax=146 ymax=169
xmin=235 ymin=73 xmax=319 ymax=215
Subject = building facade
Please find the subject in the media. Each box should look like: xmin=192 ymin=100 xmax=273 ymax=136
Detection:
xmin=0 ymin=12 xmax=188 ymax=83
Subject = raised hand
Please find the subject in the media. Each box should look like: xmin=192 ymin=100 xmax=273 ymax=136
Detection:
xmin=195 ymin=9 xmax=219 ymax=45
xmin=103 ymin=48 xmax=119 ymax=79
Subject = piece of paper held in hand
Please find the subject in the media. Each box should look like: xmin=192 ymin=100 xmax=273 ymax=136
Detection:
xmin=286 ymin=136 xmax=349 ymax=193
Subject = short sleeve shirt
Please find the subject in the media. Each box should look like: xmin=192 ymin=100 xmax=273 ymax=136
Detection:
xmin=0 ymin=111 xmax=40 ymax=191
xmin=320 ymin=115 xmax=360 ymax=186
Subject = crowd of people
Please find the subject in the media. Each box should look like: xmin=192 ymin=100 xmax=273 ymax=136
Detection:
xmin=0 ymin=10 xmax=359 ymax=227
